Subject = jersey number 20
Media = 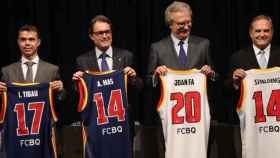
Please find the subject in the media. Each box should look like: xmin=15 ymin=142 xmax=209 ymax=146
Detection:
xmin=171 ymin=91 xmax=201 ymax=124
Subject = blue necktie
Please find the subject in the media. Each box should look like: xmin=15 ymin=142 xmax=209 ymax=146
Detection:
xmin=100 ymin=53 xmax=109 ymax=71
xmin=178 ymin=41 xmax=187 ymax=65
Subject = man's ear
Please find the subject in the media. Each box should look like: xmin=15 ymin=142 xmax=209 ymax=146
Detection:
xmin=37 ymin=39 xmax=41 ymax=47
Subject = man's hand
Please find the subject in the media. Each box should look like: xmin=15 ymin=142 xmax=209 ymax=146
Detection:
xmin=200 ymin=65 xmax=215 ymax=77
xmin=232 ymin=68 xmax=246 ymax=89
xmin=233 ymin=68 xmax=246 ymax=81
xmin=50 ymin=80 xmax=63 ymax=92
xmin=123 ymin=66 xmax=136 ymax=77
xmin=72 ymin=71 xmax=84 ymax=80
xmin=154 ymin=65 xmax=168 ymax=76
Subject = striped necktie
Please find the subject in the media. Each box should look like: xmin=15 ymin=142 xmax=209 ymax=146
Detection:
xmin=258 ymin=50 xmax=267 ymax=68
xmin=99 ymin=53 xmax=109 ymax=71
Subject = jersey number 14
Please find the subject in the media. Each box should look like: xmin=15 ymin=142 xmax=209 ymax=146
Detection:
xmin=253 ymin=89 xmax=280 ymax=123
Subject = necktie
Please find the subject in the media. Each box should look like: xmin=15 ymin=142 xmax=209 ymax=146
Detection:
xmin=258 ymin=50 xmax=267 ymax=68
xmin=178 ymin=40 xmax=187 ymax=65
xmin=100 ymin=53 xmax=109 ymax=71
xmin=25 ymin=61 xmax=34 ymax=82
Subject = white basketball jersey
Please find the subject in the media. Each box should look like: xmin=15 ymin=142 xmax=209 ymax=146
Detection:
xmin=238 ymin=67 xmax=280 ymax=158
xmin=157 ymin=69 xmax=210 ymax=158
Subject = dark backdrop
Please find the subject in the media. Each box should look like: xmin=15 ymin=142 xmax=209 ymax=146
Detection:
xmin=6 ymin=0 xmax=280 ymax=124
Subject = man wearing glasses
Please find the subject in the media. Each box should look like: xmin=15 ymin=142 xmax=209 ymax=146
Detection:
xmin=72 ymin=15 xmax=137 ymax=75
xmin=72 ymin=14 xmax=142 ymax=157
xmin=144 ymin=1 xmax=217 ymax=158
xmin=147 ymin=1 xmax=215 ymax=77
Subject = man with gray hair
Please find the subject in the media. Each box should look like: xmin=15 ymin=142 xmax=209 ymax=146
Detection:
xmin=144 ymin=1 xmax=217 ymax=158
xmin=147 ymin=1 xmax=215 ymax=77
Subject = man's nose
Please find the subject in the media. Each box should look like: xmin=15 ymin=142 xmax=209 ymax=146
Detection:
xmin=24 ymin=40 xmax=32 ymax=45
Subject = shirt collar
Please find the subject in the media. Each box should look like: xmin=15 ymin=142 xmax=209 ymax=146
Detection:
xmin=21 ymin=55 xmax=39 ymax=64
xmin=95 ymin=46 xmax=113 ymax=58
xmin=171 ymin=33 xmax=189 ymax=46
xmin=253 ymin=44 xmax=271 ymax=55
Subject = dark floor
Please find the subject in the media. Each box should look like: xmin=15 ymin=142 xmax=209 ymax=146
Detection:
xmin=59 ymin=121 xmax=242 ymax=158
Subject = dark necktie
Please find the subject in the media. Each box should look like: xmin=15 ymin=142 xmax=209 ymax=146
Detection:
xmin=25 ymin=61 xmax=34 ymax=82
xmin=178 ymin=40 xmax=187 ymax=65
xmin=99 ymin=53 xmax=109 ymax=71
xmin=258 ymin=50 xmax=267 ymax=68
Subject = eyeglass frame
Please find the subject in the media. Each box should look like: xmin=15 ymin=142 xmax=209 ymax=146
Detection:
xmin=92 ymin=29 xmax=112 ymax=37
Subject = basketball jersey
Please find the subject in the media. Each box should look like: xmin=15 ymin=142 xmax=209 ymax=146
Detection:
xmin=77 ymin=70 xmax=132 ymax=158
xmin=0 ymin=83 xmax=57 ymax=158
xmin=237 ymin=67 xmax=280 ymax=158
xmin=157 ymin=69 xmax=210 ymax=158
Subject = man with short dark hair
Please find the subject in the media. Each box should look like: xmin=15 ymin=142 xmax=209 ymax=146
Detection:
xmin=72 ymin=14 xmax=142 ymax=158
xmin=0 ymin=24 xmax=65 ymax=158
xmin=72 ymin=15 xmax=138 ymax=77
xmin=0 ymin=24 xmax=64 ymax=91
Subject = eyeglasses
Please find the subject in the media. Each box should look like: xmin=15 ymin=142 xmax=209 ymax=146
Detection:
xmin=93 ymin=30 xmax=112 ymax=36
xmin=174 ymin=21 xmax=192 ymax=28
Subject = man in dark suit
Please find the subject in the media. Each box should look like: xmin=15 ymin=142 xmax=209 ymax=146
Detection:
xmin=143 ymin=1 xmax=217 ymax=158
xmin=72 ymin=15 xmax=142 ymax=156
xmin=224 ymin=15 xmax=280 ymax=158
xmin=0 ymin=24 xmax=65 ymax=158
xmin=72 ymin=15 xmax=138 ymax=77
xmin=227 ymin=15 xmax=280 ymax=88
xmin=226 ymin=15 xmax=280 ymax=110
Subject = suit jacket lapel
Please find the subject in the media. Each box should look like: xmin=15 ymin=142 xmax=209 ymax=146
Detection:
xmin=92 ymin=49 xmax=100 ymax=71
xmin=89 ymin=49 xmax=100 ymax=71
xmin=267 ymin=46 xmax=277 ymax=67
xmin=112 ymin=47 xmax=120 ymax=70
xmin=16 ymin=62 xmax=25 ymax=82
xmin=248 ymin=46 xmax=261 ymax=68
xmin=167 ymin=37 xmax=182 ymax=68
xmin=186 ymin=36 xmax=195 ymax=69
xmin=35 ymin=59 xmax=45 ymax=82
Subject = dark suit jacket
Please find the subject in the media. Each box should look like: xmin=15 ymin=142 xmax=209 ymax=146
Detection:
xmin=146 ymin=35 xmax=215 ymax=85
xmin=226 ymin=45 xmax=280 ymax=89
xmin=76 ymin=47 xmax=133 ymax=72
xmin=223 ymin=45 xmax=280 ymax=158
xmin=75 ymin=47 xmax=143 ymax=136
xmin=1 ymin=59 xmax=66 ymax=100
xmin=224 ymin=45 xmax=280 ymax=124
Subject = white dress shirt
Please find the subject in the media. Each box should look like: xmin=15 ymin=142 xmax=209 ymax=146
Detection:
xmin=95 ymin=46 xmax=113 ymax=70
xmin=21 ymin=55 xmax=39 ymax=81
xmin=253 ymin=44 xmax=271 ymax=67
xmin=171 ymin=33 xmax=189 ymax=57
